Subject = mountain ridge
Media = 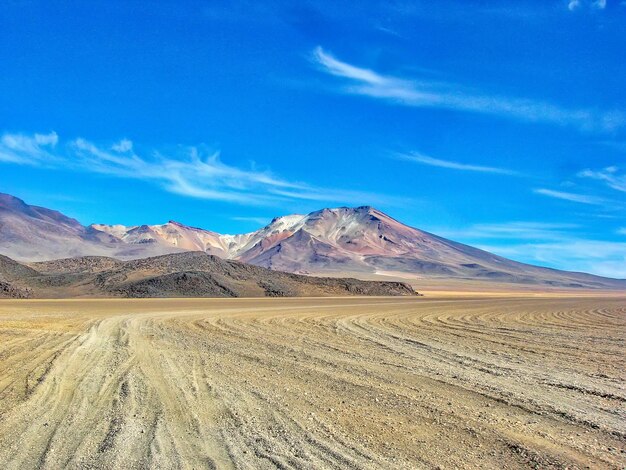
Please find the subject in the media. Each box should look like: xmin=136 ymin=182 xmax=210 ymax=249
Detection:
xmin=1 ymin=192 xmax=624 ymax=289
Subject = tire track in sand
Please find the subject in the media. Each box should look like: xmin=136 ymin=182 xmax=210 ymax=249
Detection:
xmin=0 ymin=296 xmax=624 ymax=469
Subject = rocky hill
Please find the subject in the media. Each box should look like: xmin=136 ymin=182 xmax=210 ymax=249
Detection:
xmin=1 ymin=252 xmax=416 ymax=298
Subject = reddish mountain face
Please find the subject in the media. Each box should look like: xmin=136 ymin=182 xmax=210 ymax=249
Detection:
xmin=1 ymin=192 xmax=624 ymax=288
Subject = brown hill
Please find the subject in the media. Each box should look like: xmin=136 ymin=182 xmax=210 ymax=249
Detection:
xmin=0 ymin=254 xmax=36 ymax=298
xmin=3 ymin=252 xmax=416 ymax=298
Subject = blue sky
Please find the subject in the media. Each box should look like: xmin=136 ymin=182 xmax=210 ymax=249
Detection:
xmin=1 ymin=0 xmax=625 ymax=277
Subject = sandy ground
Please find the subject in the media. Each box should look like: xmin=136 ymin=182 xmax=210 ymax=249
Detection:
xmin=315 ymin=270 xmax=626 ymax=295
xmin=0 ymin=295 xmax=624 ymax=469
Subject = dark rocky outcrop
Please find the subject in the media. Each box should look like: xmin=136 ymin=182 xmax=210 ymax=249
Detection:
xmin=0 ymin=251 xmax=417 ymax=299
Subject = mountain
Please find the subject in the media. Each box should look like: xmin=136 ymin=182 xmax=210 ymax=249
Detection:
xmin=1 ymin=192 xmax=624 ymax=289
xmin=0 ymin=193 xmax=181 ymax=261
xmin=94 ymin=206 xmax=626 ymax=289
xmin=0 ymin=252 xmax=416 ymax=298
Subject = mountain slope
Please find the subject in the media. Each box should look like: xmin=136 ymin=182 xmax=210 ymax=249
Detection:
xmin=0 ymin=193 xmax=181 ymax=260
xmin=1 ymin=192 xmax=624 ymax=289
xmin=228 ymin=207 xmax=626 ymax=289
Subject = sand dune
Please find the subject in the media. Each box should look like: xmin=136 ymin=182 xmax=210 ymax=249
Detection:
xmin=0 ymin=295 xmax=624 ymax=469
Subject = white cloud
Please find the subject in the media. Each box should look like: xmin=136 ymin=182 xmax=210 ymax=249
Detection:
xmin=0 ymin=131 xmax=59 ymax=165
xmin=533 ymin=188 xmax=605 ymax=205
xmin=112 ymin=139 xmax=133 ymax=153
xmin=436 ymin=219 xmax=626 ymax=279
xmin=0 ymin=131 xmax=403 ymax=207
xmin=312 ymin=46 xmax=623 ymax=133
xmin=568 ymin=0 xmax=607 ymax=10
xmin=314 ymin=46 xmax=391 ymax=86
xmin=578 ymin=166 xmax=626 ymax=192
xmin=35 ymin=132 xmax=59 ymax=146
xmin=437 ymin=221 xmax=580 ymax=241
xmin=435 ymin=218 xmax=626 ymax=279
xmin=568 ymin=0 xmax=581 ymax=10
xmin=397 ymin=151 xmax=517 ymax=175
xmin=618 ymin=227 xmax=626 ymax=235
xmin=477 ymin=239 xmax=626 ymax=279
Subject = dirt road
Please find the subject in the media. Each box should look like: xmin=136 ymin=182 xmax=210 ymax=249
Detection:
xmin=0 ymin=296 xmax=624 ymax=469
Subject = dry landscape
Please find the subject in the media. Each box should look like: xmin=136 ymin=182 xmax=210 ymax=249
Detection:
xmin=4 ymin=193 xmax=625 ymax=292
xmin=3 ymin=2 xmax=625 ymax=469
xmin=0 ymin=294 xmax=624 ymax=469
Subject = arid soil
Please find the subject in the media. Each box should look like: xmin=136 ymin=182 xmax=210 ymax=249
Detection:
xmin=0 ymin=295 xmax=624 ymax=469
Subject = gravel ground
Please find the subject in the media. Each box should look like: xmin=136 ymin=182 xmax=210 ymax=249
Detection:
xmin=0 ymin=295 xmax=624 ymax=469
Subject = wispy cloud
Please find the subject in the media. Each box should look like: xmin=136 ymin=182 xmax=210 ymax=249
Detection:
xmin=0 ymin=131 xmax=403 ymax=207
xmin=437 ymin=221 xmax=579 ymax=241
xmin=578 ymin=166 xmax=626 ymax=192
xmin=476 ymin=239 xmax=626 ymax=278
xmin=111 ymin=138 xmax=133 ymax=153
xmin=69 ymin=137 xmax=294 ymax=205
xmin=533 ymin=188 xmax=605 ymax=205
xmin=397 ymin=151 xmax=517 ymax=175
xmin=568 ymin=0 xmax=607 ymax=11
xmin=618 ymin=227 xmax=626 ymax=235
xmin=438 ymin=219 xmax=626 ymax=278
xmin=312 ymin=46 xmax=623 ymax=132
xmin=0 ymin=131 xmax=60 ymax=165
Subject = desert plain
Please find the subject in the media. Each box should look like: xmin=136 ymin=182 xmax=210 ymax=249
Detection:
xmin=0 ymin=294 xmax=624 ymax=469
